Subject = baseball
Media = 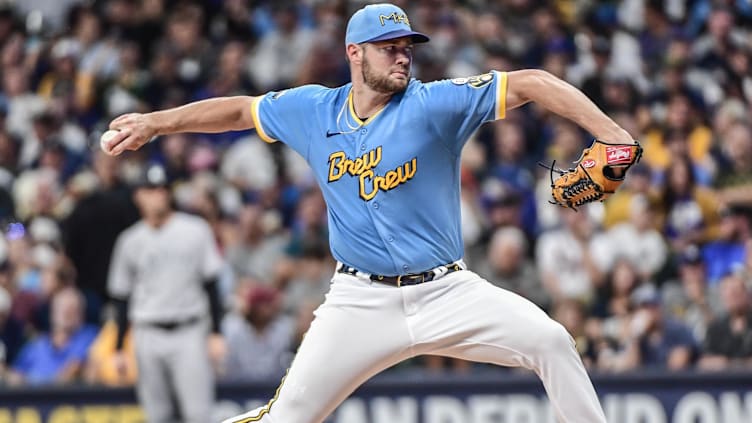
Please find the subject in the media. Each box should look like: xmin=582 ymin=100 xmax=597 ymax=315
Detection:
xmin=100 ymin=129 xmax=120 ymax=154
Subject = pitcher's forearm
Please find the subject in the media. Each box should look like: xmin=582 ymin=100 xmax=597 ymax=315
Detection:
xmin=150 ymin=96 xmax=256 ymax=135
xmin=507 ymin=70 xmax=634 ymax=143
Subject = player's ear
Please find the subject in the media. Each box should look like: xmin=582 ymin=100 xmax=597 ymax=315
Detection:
xmin=346 ymin=43 xmax=363 ymax=64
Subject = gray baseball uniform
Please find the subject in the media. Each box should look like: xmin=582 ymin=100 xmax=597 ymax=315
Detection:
xmin=109 ymin=211 xmax=223 ymax=423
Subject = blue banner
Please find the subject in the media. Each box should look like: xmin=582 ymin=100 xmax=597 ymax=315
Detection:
xmin=1 ymin=371 xmax=751 ymax=423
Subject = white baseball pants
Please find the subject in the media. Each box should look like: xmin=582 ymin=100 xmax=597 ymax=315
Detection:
xmin=222 ymin=270 xmax=606 ymax=423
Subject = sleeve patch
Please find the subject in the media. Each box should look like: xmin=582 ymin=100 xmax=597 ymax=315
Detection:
xmin=451 ymin=73 xmax=494 ymax=88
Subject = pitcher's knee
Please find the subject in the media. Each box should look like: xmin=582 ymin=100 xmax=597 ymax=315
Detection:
xmin=529 ymin=320 xmax=575 ymax=356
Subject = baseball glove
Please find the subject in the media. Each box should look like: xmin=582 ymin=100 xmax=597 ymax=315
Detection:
xmin=541 ymin=139 xmax=643 ymax=210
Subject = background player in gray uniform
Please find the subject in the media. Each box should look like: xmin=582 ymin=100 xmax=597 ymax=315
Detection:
xmin=108 ymin=164 xmax=225 ymax=423
xmin=103 ymin=3 xmax=639 ymax=423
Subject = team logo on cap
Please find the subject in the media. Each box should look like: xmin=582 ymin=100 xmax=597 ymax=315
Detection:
xmin=379 ymin=12 xmax=410 ymax=26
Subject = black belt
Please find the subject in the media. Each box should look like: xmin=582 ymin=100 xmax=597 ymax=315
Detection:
xmin=145 ymin=316 xmax=201 ymax=331
xmin=337 ymin=262 xmax=464 ymax=287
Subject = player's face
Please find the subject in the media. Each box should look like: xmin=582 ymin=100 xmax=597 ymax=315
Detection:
xmin=135 ymin=186 xmax=172 ymax=221
xmin=361 ymin=38 xmax=413 ymax=93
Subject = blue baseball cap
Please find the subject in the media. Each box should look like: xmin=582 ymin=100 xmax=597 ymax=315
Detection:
xmin=345 ymin=3 xmax=429 ymax=46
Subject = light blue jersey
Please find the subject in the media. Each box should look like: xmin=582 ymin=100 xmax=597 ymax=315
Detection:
xmin=251 ymin=71 xmax=508 ymax=275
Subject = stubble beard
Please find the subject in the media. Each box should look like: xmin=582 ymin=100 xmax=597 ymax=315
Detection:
xmin=362 ymin=55 xmax=409 ymax=94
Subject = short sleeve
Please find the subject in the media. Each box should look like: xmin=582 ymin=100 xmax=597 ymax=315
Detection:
xmin=11 ymin=342 xmax=34 ymax=373
xmin=250 ymin=85 xmax=324 ymax=156
xmin=200 ymin=223 xmax=223 ymax=280
xmin=107 ymin=233 xmax=134 ymax=299
xmin=422 ymin=70 xmax=508 ymax=154
xmin=71 ymin=326 xmax=98 ymax=360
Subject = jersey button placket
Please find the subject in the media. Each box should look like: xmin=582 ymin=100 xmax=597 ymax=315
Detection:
xmin=373 ymin=202 xmax=380 ymax=209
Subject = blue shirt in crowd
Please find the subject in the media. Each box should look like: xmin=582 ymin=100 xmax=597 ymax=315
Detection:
xmin=12 ymin=324 xmax=99 ymax=384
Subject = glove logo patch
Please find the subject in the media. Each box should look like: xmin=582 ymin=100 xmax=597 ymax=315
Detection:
xmin=540 ymin=139 xmax=642 ymax=211
xmin=606 ymin=146 xmax=633 ymax=164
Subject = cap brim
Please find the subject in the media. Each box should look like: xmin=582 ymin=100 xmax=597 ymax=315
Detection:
xmin=364 ymin=29 xmax=430 ymax=44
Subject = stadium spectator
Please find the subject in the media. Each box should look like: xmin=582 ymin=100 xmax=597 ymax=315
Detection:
xmin=220 ymin=134 xmax=280 ymax=193
xmin=0 ymin=286 xmax=24 ymax=378
xmin=485 ymin=120 xmax=538 ymax=234
xmin=662 ymin=245 xmax=718 ymax=343
xmin=37 ymin=39 xmax=81 ymax=110
xmin=285 ymin=188 xmax=328 ymax=264
xmin=602 ymin=163 xmax=658 ymax=229
xmin=221 ymin=284 xmax=294 ymax=382
xmin=698 ymin=272 xmax=752 ymax=370
xmin=637 ymin=0 xmax=678 ymax=76
xmin=553 ymin=299 xmax=599 ymax=369
xmin=619 ymin=284 xmax=697 ymax=371
xmin=27 ymin=252 xmax=77 ymax=334
xmin=2 ymin=67 xmax=48 ymax=154
xmin=591 ymin=258 xmax=642 ymax=321
xmin=248 ymin=2 xmax=315 ymax=91
xmin=592 ymin=194 xmax=668 ymax=281
xmin=642 ymin=93 xmax=713 ymax=174
xmin=156 ymin=3 xmax=213 ymax=94
xmin=536 ymin=207 xmax=604 ymax=304
xmin=579 ymin=36 xmax=612 ymax=111
xmin=480 ymin=179 xmax=529 ymax=239
xmin=659 ymin=154 xmax=721 ymax=252
xmin=476 ymin=226 xmax=549 ymax=310
xmin=279 ymin=240 xmax=334 ymax=315
xmin=8 ymin=287 xmax=98 ymax=385
xmin=714 ymin=122 xmax=752 ymax=209
xmin=71 ymin=5 xmax=120 ymax=83
xmin=62 ymin=150 xmax=139 ymax=325
xmin=701 ymin=206 xmax=750 ymax=285
xmin=84 ymin=317 xmax=137 ymax=387
xmin=225 ymin=201 xmax=289 ymax=284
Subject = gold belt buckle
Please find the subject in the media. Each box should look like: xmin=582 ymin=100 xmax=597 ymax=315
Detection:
xmin=397 ymin=273 xmax=425 ymax=287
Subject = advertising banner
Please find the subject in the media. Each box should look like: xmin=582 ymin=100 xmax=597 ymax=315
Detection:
xmin=1 ymin=371 xmax=750 ymax=423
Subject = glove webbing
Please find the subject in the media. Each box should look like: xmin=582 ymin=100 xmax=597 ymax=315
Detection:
xmin=560 ymin=177 xmax=602 ymax=208
xmin=538 ymin=160 xmax=602 ymax=211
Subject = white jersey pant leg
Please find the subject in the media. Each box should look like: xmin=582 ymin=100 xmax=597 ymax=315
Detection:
xmin=135 ymin=322 xmax=214 ymax=423
xmin=410 ymin=270 xmax=607 ymax=423
xmin=221 ymin=273 xmax=415 ymax=423
xmin=168 ymin=320 xmax=214 ymax=423
xmin=134 ymin=325 xmax=179 ymax=423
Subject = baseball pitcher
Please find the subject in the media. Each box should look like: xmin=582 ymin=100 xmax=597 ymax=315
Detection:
xmin=103 ymin=4 xmax=641 ymax=422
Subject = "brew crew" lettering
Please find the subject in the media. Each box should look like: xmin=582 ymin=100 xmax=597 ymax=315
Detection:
xmin=327 ymin=147 xmax=417 ymax=201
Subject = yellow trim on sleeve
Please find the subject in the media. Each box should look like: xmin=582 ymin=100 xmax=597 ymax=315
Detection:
xmin=251 ymin=96 xmax=277 ymax=144
xmin=497 ymin=71 xmax=508 ymax=120
xmin=347 ymin=89 xmax=389 ymax=126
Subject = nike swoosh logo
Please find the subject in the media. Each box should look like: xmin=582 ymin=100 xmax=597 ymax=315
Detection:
xmin=326 ymin=131 xmax=341 ymax=138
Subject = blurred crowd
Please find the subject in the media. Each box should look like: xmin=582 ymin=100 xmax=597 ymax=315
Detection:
xmin=0 ymin=0 xmax=751 ymax=388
